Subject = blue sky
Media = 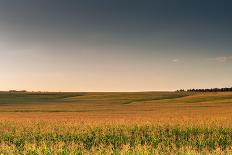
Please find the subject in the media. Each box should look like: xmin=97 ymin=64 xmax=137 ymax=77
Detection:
xmin=0 ymin=0 xmax=232 ymax=91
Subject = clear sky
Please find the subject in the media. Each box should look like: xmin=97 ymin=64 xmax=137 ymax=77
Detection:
xmin=0 ymin=0 xmax=232 ymax=92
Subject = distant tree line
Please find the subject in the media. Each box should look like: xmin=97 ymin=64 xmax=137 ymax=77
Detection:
xmin=177 ymin=87 xmax=232 ymax=92
xmin=9 ymin=90 xmax=27 ymax=93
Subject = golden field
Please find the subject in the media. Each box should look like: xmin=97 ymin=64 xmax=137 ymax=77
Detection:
xmin=1 ymin=91 xmax=232 ymax=154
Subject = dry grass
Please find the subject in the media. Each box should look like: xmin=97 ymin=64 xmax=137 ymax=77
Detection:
xmin=0 ymin=91 xmax=232 ymax=154
xmin=0 ymin=92 xmax=232 ymax=126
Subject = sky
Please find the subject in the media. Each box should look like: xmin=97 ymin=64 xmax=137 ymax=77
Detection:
xmin=0 ymin=0 xmax=232 ymax=92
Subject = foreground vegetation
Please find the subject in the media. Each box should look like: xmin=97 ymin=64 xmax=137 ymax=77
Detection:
xmin=0 ymin=91 xmax=232 ymax=154
xmin=1 ymin=122 xmax=232 ymax=154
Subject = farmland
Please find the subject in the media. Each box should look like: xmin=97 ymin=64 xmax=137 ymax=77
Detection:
xmin=1 ymin=91 xmax=232 ymax=154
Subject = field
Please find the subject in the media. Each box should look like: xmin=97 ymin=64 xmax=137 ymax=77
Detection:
xmin=1 ymin=91 xmax=232 ymax=154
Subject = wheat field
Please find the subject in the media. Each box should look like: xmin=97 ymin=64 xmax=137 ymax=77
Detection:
xmin=1 ymin=91 xmax=232 ymax=154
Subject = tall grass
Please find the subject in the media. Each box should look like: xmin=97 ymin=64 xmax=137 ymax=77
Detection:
xmin=0 ymin=121 xmax=232 ymax=154
xmin=1 ymin=92 xmax=232 ymax=154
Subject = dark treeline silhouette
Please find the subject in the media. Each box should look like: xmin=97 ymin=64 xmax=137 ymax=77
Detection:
xmin=9 ymin=90 xmax=27 ymax=93
xmin=177 ymin=87 xmax=232 ymax=92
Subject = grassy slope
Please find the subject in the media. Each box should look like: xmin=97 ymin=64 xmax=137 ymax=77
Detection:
xmin=0 ymin=91 xmax=232 ymax=125
xmin=1 ymin=91 xmax=231 ymax=104
xmin=0 ymin=91 xmax=232 ymax=112
xmin=0 ymin=91 xmax=188 ymax=111
xmin=0 ymin=91 xmax=188 ymax=104
xmin=0 ymin=92 xmax=84 ymax=104
xmin=0 ymin=92 xmax=232 ymax=154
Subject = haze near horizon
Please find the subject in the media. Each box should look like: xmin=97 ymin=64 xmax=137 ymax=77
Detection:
xmin=0 ymin=0 xmax=232 ymax=92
